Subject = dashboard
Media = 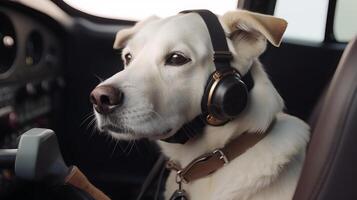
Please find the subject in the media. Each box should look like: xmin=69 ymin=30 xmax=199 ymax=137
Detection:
xmin=0 ymin=7 xmax=64 ymax=151
xmin=0 ymin=5 xmax=66 ymax=196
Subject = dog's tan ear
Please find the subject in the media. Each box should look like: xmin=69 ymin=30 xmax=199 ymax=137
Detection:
xmin=113 ymin=16 xmax=160 ymax=49
xmin=222 ymin=10 xmax=287 ymax=47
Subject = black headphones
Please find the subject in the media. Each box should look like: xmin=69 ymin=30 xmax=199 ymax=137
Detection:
xmin=162 ymin=10 xmax=254 ymax=143
xmin=181 ymin=10 xmax=254 ymax=126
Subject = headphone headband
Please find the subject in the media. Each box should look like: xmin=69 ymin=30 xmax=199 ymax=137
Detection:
xmin=180 ymin=10 xmax=233 ymax=71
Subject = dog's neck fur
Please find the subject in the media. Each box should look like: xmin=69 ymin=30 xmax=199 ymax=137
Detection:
xmin=158 ymin=59 xmax=284 ymax=166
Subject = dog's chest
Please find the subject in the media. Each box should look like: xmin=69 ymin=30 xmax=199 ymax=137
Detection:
xmin=161 ymin=114 xmax=310 ymax=200
xmin=164 ymin=152 xmax=303 ymax=200
xmin=164 ymin=156 xmax=255 ymax=200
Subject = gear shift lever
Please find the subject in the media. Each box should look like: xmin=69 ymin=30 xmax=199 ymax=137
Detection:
xmin=15 ymin=128 xmax=68 ymax=185
xmin=0 ymin=128 xmax=110 ymax=200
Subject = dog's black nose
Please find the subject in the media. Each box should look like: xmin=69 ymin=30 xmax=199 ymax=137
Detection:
xmin=90 ymin=85 xmax=124 ymax=114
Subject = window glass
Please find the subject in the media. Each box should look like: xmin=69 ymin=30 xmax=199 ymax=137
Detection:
xmin=274 ymin=0 xmax=329 ymax=42
xmin=63 ymin=0 xmax=238 ymax=21
xmin=334 ymin=0 xmax=357 ymax=42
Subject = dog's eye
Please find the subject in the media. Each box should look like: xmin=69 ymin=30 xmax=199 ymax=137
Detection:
xmin=165 ymin=52 xmax=191 ymax=66
xmin=124 ymin=53 xmax=132 ymax=65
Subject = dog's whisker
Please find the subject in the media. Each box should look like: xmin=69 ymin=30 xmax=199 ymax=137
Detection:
xmin=123 ymin=141 xmax=131 ymax=155
xmin=122 ymin=133 xmax=133 ymax=153
xmin=116 ymin=140 xmax=125 ymax=152
xmin=80 ymin=113 xmax=95 ymax=127
xmin=127 ymin=139 xmax=136 ymax=155
xmin=89 ymin=125 xmax=97 ymax=138
xmin=86 ymin=118 xmax=97 ymax=131
xmin=134 ymin=140 xmax=142 ymax=155
xmin=86 ymin=120 xmax=97 ymax=139
xmin=104 ymin=133 xmax=113 ymax=142
xmin=111 ymin=139 xmax=120 ymax=157
xmin=85 ymin=117 xmax=95 ymax=128
xmin=108 ymin=133 xmax=115 ymax=146
xmin=88 ymin=118 xmax=96 ymax=128
xmin=80 ymin=112 xmax=94 ymax=121
xmin=93 ymin=74 xmax=104 ymax=83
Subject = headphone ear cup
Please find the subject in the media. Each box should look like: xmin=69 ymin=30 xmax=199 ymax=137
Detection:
xmin=202 ymin=71 xmax=249 ymax=125
xmin=201 ymin=73 xmax=215 ymax=116
xmin=211 ymin=74 xmax=248 ymax=119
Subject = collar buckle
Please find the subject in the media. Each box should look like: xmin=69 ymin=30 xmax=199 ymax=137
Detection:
xmin=176 ymin=170 xmax=188 ymax=184
xmin=213 ymin=149 xmax=229 ymax=165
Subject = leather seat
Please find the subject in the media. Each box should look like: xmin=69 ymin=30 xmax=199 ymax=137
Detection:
xmin=293 ymin=36 xmax=357 ymax=200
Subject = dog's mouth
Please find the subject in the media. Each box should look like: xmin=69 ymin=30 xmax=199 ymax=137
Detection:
xmin=102 ymin=124 xmax=173 ymax=139
xmin=102 ymin=124 xmax=132 ymax=133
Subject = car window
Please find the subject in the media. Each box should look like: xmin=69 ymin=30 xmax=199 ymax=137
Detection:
xmin=274 ymin=0 xmax=329 ymax=43
xmin=63 ymin=0 xmax=238 ymax=21
xmin=334 ymin=0 xmax=357 ymax=42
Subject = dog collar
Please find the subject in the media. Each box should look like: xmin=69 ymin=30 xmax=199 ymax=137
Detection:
xmin=166 ymin=118 xmax=275 ymax=184
xmin=161 ymin=69 xmax=254 ymax=144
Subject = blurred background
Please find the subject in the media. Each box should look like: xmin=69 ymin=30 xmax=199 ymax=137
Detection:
xmin=0 ymin=0 xmax=356 ymax=199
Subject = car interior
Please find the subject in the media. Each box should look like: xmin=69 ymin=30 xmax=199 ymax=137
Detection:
xmin=0 ymin=0 xmax=356 ymax=199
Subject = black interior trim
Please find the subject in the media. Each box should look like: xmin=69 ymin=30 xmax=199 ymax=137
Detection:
xmin=241 ymin=0 xmax=277 ymax=15
xmin=324 ymin=0 xmax=337 ymax=42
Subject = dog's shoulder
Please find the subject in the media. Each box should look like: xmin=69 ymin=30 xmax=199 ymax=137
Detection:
xmin=272 ymin=112 xmax=310 ymax=142
xmin=207 ymin=113 xmax=310 ymax=200
xmin=260 ymin=112 xmax=310 ymax=166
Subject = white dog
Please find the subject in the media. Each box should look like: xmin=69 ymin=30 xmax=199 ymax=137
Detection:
xmin=90 ymin=10 xmax=310 ymax=200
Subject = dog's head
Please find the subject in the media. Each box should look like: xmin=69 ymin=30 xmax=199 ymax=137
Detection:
xmin=90 ymin=10 xmax=287 ymax=140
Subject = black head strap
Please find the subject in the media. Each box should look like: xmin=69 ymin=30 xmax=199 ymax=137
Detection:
xmin=181 ymin=10 xmax=233 ymax=71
